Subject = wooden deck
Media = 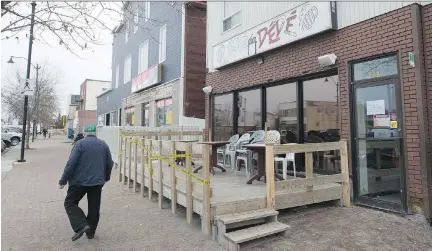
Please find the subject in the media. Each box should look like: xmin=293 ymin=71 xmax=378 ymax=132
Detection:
xmin=114 ymin=129 xmax=350 ymax=244
xmin=118 ymin=161 xmax=342 ymax=219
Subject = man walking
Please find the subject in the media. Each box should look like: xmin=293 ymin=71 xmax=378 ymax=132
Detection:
xmin=59 ymin=124 xmax=114 ymax=241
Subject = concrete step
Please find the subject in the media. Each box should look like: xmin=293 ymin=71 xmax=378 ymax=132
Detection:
xmin=215 ymin=209 xmax=278 ymax=225
xmin=224 ymin=222 xmax=290 ymax=251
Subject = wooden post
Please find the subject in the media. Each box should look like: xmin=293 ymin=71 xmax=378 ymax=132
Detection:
xmin=208 ymin=127 xmax=212 ymax=142
xmin=265 ymin=144 xmax=275 ymax=209
xmin=118 ymin=135 xmax=123 ymax=182
xmin=123 ymin=137 xmax=128 ymax=184
xmin=141 ymin=138 xmax=146 ymax=197
xmin=264 ymin=123 xmax=268 ymax=144
xmin=148 ymin=140 xmax=153 ymax=201
xmin=128 ymin=139 xmax=132 ymax=188
xmin=186 ymin=143 xmax=193 ymax=224
xmin=340 ymin=140 xmax=351 ymax=207
xmin=305 ymin=152 xmax=314 ymax=192
xmin=133 ymin=139 xmax=138 ymax=192
xmin=158 ymin=141 xmax=163 ymax=209
xmin=170 ymin=141 xmax=177 ymax=214
xmin=201 ymin=144 xmax=211 ymax=235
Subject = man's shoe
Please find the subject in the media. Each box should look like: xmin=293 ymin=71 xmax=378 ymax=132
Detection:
xmin=72 ymin=225 xmax=91 ymax=241
xmin=86 ymin=234 xmax=95 ymax=239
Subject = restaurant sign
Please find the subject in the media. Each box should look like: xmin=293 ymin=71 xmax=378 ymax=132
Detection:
xmin=212 ymin=2 xmax=337 ymax=69
xmin=131 ymin=63 xmax=162 ymax=93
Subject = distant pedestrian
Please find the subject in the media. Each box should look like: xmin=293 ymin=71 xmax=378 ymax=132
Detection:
xmin=59 ymin=124 xmax=113 ymax=241
xmin=73 ymin=133 xmax=84 ymax=145
xmin=43 ymin=128 xmax=48 ymax=139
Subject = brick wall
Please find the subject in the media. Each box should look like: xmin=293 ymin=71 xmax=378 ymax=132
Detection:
xmin=206 ymin=6 xmax=427 ymax=206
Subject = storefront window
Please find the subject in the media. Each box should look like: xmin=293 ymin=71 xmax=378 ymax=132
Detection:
xmin=266 ymin=83 xmax=297 ymax=143
xmin=111 ymin=110 xmax=118 ymax=126
xmin=237 ymin=89 xmax=261 ymax=135
xmin=303 ymin=75 xmax=340 ymax=142
xmin=353 ymin=55 xmax=398 ymax=81
xmin=213 ymin=93 xmax=233 ymax=141
xmin=142 ymin=103 xmax=149 ymax=126
xmin=125 ymin=106 xmax=135 ymax=126
xmin=303 ymin=75 xmax=340 ymax=173
xmin=156 ymin=98 xmax=173 ymax=126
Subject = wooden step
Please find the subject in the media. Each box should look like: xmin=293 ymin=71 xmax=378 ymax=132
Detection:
xmin=215 ymin=209 xmax=278 ymax=225
xmin=225 ymin=222 xmax=290 ymax=250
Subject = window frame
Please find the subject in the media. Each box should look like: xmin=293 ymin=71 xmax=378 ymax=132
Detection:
xmin=222 ymin=2 xmax=241 ymax=33
xmin=115 ymin=65 xmax=120 ymax=88
xmin=133 ymin=9 xmax=139 ymax=34
xmin=145 ymin=2 xmax=151 ymax=22
xmin=124 ymin=55 xmax=132 ymax=84
xmin=159 ymin=24 xmax=167 ymax=63
xmin=156 ymin=98 xmax=173 ymax=126
xmin=138 ymin=40 xmax=149 ymax=74
xmin=125 ymin=19 xmax=130 ymax=43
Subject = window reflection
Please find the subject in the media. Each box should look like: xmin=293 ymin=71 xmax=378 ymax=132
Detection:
xmin=266 ymin=83 xmax=297 ymax=143
xmin=303 ymin=76 xmax=341 ymax=173
xmin=237 ymin=89 xmax=261 ymax=135
xmin=213 ymin=93 xmax=233 ymax=141
xmin=353 ymin=55 xmax=398 ymax=81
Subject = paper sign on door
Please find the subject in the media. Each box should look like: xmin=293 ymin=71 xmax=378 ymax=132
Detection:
xmin=373 ymin=115 xmax=390 ymax=128
xmin=366 ymin=100 xmax=385 ymax=115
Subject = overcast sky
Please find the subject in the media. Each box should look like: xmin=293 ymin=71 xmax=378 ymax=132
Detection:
xmin=1 ymin=2 xmax=115 ymax=117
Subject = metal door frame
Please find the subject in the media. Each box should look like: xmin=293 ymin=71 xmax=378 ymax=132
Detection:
xmin=349 ymin=65 xmax=408 ymax=213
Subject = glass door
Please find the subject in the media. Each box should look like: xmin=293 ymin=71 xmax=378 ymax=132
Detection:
xmin=353 ymin=80 xmax=405 ymax=212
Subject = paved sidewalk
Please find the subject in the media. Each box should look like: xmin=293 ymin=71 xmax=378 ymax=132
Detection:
xmin=2 ymin=136 xmax=431 ymax=251
xmin=1 ymin=137 xmax=224 ymax=251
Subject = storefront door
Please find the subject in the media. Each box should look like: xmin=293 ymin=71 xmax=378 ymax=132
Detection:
xmin=352 ymin=79 xmax=406 ymax=212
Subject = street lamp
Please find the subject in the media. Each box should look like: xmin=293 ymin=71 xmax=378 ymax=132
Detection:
xmin=7 ymin=1 xmax=37 ymax=162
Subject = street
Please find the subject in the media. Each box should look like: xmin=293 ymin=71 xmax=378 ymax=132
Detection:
xmin=1 ymin=136 xmax=224 ymax=251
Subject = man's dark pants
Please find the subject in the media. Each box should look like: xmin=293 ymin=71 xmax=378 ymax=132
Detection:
xmin=64 ymin=185 xmax=103 ymax=235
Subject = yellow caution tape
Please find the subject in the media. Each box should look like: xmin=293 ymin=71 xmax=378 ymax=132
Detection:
xmin=118 ymin=132 xmax=210 ymax=186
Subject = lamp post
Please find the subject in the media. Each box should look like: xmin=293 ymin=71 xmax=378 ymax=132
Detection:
xmin=8 ymin=56 xmax=41 ymax=143
xmin=202 ymin=86 xmax=213 ymax=141
xmin=11 ymin=1 xmax=36 ymax=162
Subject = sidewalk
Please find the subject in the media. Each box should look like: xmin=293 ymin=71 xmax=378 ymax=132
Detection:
xmin=1 ymin=136 xmax=224 ymax=251
xmin=2 ymin=136 xmax=431 ymax=251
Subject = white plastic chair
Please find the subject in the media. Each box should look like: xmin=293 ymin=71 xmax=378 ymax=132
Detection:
xmin=216 ymin=134 xmax=239 ymax=167
xmin=225 ymin=133 xmax=250 ymax=171
xmin=274 ymin=143 xmax=297 ymax=179
xmin=236 ymin=130 xmax=266 ymax=178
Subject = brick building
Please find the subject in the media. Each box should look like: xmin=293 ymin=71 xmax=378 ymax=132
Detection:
xmin=205 ymin=2 xmax=432 ymax=220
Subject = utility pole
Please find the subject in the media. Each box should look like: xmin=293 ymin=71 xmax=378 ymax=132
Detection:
xmin=18 ymin=1 xmax=36 ymax=162
xmin=32 ymin=64 xmax=40 ymax=142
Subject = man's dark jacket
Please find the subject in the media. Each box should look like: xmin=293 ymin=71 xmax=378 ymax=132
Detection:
xmin=59 ymin=135 xmax=114 ymax=186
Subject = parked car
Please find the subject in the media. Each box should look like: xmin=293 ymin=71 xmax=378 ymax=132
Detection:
xmin=3 ymin=139 xmax=12 ymax=148
xmin=1 ymin=140 xmax=5 ymax=152
xmin=3 ymin=126 xmax=23 ymax=134
xmin=1 ymin=127 xmax=21 ymax=146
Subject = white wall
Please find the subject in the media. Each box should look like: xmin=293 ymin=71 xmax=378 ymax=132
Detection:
xmin=85 ymin=80 xmax=111 ymax=110
xmin=206 ymin=1 xmax=432 ymax=72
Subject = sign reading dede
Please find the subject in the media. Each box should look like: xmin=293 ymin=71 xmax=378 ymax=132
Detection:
xmin=212 ymin=2 xmax=337 ymax=69
xmin=131 ymin=64 xmax=162 ymax=93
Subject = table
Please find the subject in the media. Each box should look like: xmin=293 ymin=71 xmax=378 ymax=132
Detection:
xmin=173 ymin=140 xmax=199 ymax=166
xmin=242 ymin=144 xmax=285 ymax=184
xmin=193 ymin=141 xmax=230 ymax=174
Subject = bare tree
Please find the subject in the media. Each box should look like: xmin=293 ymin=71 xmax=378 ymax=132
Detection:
xmin=2 ymin=63 xmax=61 ymax=148
xmin=1 ymin=2 xmax=202 ymax=56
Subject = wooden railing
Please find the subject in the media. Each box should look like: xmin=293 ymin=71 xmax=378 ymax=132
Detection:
xmin=265 ymin=140 xmax=350 ymax=209
xmin=117 ymin=129 xmax=212 ymax=235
